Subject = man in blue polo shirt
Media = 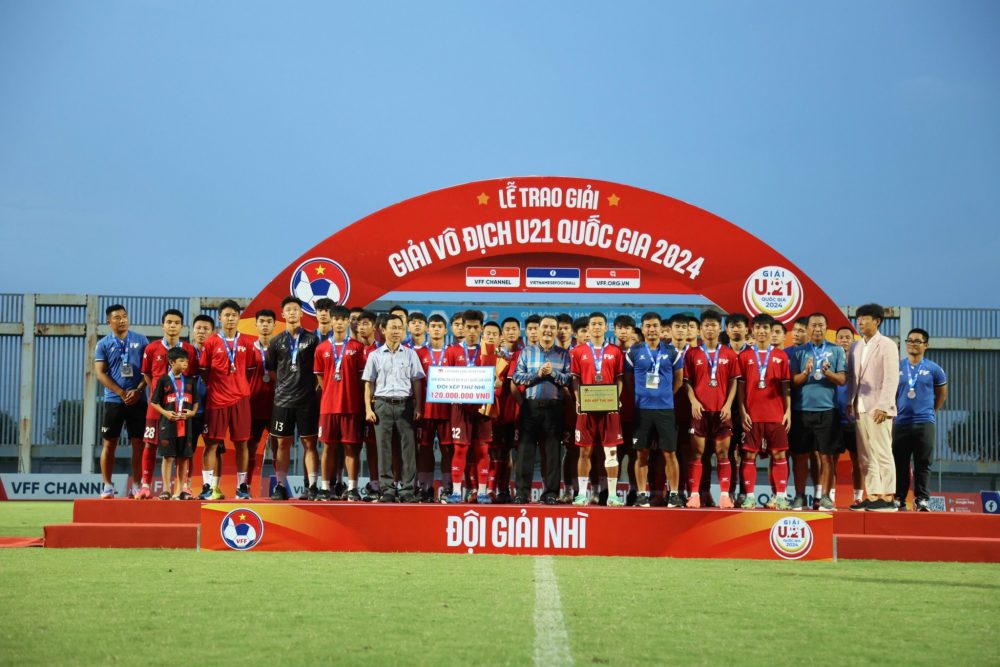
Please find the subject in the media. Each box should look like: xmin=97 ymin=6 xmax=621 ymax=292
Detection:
xmin=789 ymin=312 xmax=846 ymax=510
xmin=626 ymin=312 xmax=684 ymax=508
xmin=894 ymin=328 xmax=948 ymax=511
xmin=94 ymin=304 xmax=150 ymax=499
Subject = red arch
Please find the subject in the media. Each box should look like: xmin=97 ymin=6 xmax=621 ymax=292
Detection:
xmin=241 ymin=176 xmax=848 ymax=332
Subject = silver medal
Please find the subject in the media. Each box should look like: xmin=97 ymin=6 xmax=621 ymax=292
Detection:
xmin=813 ymin=370 xmax=823 ymax=381
xmin=290 ymin=364 xmax=298 ymax=373
xmin=335 ymin=372 xmax=341 ymax=381
xmin=262 ymin=374 xmax=270 ymax=384
xmin=595 ymin=373 xmax=603 ymax=383
xmin=907 ymin=388 xmax=916 ymax=399
xmin=758 ymin=380 xmax=766 ymax=390
xmin=709 ymin=378 xmax=718 ymax=387
xmin=229 ymin=364 xmax=236 ymax=374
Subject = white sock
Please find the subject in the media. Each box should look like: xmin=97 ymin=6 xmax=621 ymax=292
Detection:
xmin=276 ymin=472 xmax=288 ymax=486
xmin=237 ymin=472 xmax=247 ymax=485
xmin=816 ymin=485 xmax=824 ymax=499
xmin=607 ymin=476 xmax=618 ymax=498
xmin=348 ymin=479 xmax=357 ymax=490
xmin=202 ymin=471 xmax=212 ymax=485
xmin=212 ymin=475 xmax=220 ymax=488
xmin=577 ymin=477 xmax=589 ymax=494
xmin=854 ymin=488 xmax=864 ymax=501
xmin=309 ymin=474 xmax=318 ymax=487
xmin=478 ymin=483 xmax=487 ymax=495
xmin=320 ymin=480 xmax=330 ymax=491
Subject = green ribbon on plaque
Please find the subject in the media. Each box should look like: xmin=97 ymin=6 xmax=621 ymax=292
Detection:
xmin=578 ymin=384 xmax=619 ymax=413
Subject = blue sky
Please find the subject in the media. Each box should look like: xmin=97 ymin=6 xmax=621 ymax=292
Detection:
xmin=1 ymin=1 xmax=997 ymax=307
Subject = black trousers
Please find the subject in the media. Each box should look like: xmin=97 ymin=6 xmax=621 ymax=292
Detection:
xmin=892 ymin=422 xmax=935 ymax=502
xmin=373 ymin=398 xmax=416 ymax=495
xmin=516 ymin=400 xmax=565 ymax=500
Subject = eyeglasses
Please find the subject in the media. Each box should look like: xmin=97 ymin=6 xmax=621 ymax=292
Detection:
xmin=904 ymin=339 xmax=927 ymax=345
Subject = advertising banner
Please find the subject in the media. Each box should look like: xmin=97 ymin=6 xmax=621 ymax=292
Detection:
xmin=0 ymin=474 xmax=129 ymax=500
xmin=426 ymin=366 xmax=496 ymax=404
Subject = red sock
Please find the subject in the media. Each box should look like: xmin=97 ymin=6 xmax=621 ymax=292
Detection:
xmin=742 ymin=459 xmax=756 ymax=494
xmin=451 ymin=443 xmax=469 ymax=486
xmin=475 ymin=444 xmax=490 ymax=486
xmin=141 ymin=446 xmax=157 ymax=485
xmin=773 ymin=459 xmax=789 ymax=495
xmin=717 ymin=460 xmax=732 ymax=494
xmin=687 ymin=460 xmax=702 ymax=493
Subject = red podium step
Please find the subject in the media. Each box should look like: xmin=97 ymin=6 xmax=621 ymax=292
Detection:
xmin=834 ymin=510 xmax=1000 ymax=562
xmin=73 ymin=499 xmax=202 ymax=524
xmin=44 ymin=522 xmax=199 ymax=549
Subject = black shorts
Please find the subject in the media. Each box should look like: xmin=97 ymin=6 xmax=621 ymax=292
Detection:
xmin=271 ymin=403 xmax=319 ymax=438
xmin=158 ymin=436 xmax=194 ymax=459
xmin=790 ymin=409 xmax=837 ymax=455
xmin=836 ymin=422 xmax=856 ymax=453
xmin=101 ymin=401 xmax=147 ymax=441
xmin=633 ymin=409 xmax=678 ymax=452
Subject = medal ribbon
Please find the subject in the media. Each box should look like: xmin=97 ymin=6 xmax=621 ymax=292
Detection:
xmin=332 ymin=338 xmax=348 ymax=375
xmin=588 ymin=342 xmax=607 ymax=379
xmin=811 ymin=341 xmax=827 ymax=379
xmin=700 ymin=344 xmax=720 ymax=384
xmin=906 ymin=360 xmax=924 ymax=393
xmin=754 ymin=344 xmax=773 ymax=385
xmin=220 ymin=332 xmax=240 ymax=368
xmin=463 ymin=342 xmax=479 ymax=366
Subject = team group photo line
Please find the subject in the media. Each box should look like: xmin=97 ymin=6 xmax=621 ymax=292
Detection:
xmin=95 ymin=297 xmax=946 ymax=512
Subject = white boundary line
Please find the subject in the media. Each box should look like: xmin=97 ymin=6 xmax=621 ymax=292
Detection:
xmin=533 ymin=556 xmax=573 ymax=667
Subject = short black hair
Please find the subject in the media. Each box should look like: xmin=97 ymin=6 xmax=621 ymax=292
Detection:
xmin=726 ymin=313 xmax=749 ymax=327
xmin=751 ymin=313 xmax=775 ymax=328
xmin=836 ymin=326 xmax=854 ymax=336
xmin=855 ymin=303 xmax=885 ymax=324
xmin=193 ymin=314 xmax=214 ymax=329
xmin=255 ymin=309 xmax=276 ymax=321
xmin=349 ymin=306 xmax=363 ymax=315
xmin=161 ymin=308 xmax=184 ymax=323
xmin=772 ymin=321 xmax=787 ymax=333
xmin=358 ymin=310 xmax=377 ymax=324
xmin=573 ymin=317 xmax=590 ymax=332
xmin=314 ymin=298 xmax=335 ymax=313
xmin=450 ymin=312 xmax=464 ymax=324
xmin=280 ymin=296 xmax=302 ymax=310
xmin=613 ymin=314 xmax=636 ymax=329
xmin=166 ymin=347 xmax=189 ymax=363
xmin=700 ymin=309 xmax=723 ymax=325
xmin=501 ymin=317 xmax=520 ymax=329
xmin=409 ymin=311 xmax=427 ymax=323
xmin=640 ymin=311 xmax=661 ymax=324
xmin=388 ymin=304 xmax=408 ymax=316
xmin=105 ymin=304 xmax=127 ymax=318
xmin=806 ymin=312 xmax=828 ymax=324
xmin=556 ymin=313 xmax=573 ymax=326
xmin=329 ymin=305 xmax=350 ymax=319
xmin=428 ymin=314 xmax=447 ymax=326
xmin=589 ymin=312 xmax=607 ymax=324
xmin=794 ymin=316 xmax=810 ymax=328
xmin=687 ymin=315 xmax=700 ymax=326
xmin=666 ymin=313 xmax=687 ymax=327
xmin=461 ymin=309 xmax=484 ymax=325
xmin=383 ymin=313 xmax=403 ymax=328
xmin=907 ymin=328 xmax=930 ymax=344
xmin=483 ymin=321 xmax=501 ymax=333
xmin=218 ymin=299 xmax=241 ymax=315
xmin=524 ymin=314 xmax=542 ymax=327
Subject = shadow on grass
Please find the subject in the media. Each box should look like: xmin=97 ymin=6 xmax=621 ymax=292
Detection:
xmin=786 ymin=572 xmax=1000 ymax=591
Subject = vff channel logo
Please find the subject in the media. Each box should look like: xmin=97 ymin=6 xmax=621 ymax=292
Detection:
xmin=769 ymin=516 xmax=814 ymax=560
xmin=743 ymin=266 xmax=803 ymax=324
xmin=290 ymin=257 xmax=351 ymax=316
xmin=221 ymin=508 xmax=264 ymax=551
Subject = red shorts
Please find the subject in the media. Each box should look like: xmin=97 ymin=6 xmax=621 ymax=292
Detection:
xmin=742 ymin=421 xmax=788 ymax=454
xmin=204 ymin=399 xmax=251 ymax=442
xmin=450 ymin=404 xmax=493 ymax=446
xmin=574 ymin=412 xmax=623 ymax=447
xmin=691 ymin=411 xmax=732 ymax=442
xmin=142 ymin=418 xmax=159 ymax=445
xmin=418 ymin=418 xmax=453 ymax=447
xmin=318 ymin=414 xmax=362 ymax=445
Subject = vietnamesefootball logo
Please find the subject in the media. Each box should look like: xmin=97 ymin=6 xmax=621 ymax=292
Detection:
xmin=290 ymin=257 xmax=351 ymax=316
xmin=742 ymin=266 xmax=803 ymax=324
xmin=769 ymin=516 xmax=814 ymax=560
xmin=221 ymin=508 xmax=264 ymax=551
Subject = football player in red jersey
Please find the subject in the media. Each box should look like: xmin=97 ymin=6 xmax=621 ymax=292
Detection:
xmin=613 ymin=314 xmax=639 ymax=505
xmin=571 ymin=313 xmax=625 ymax=507
xmin=140 ymin=309 xmax=198 ymax=499
xmin=441 ymin=309 xmax=496 ymax=503
xmin=199 ymin=300 xmax=257 ymax=500
xmin=315 ymin=305 xmax=367 ymax=501
xmin=683 ymin=310 xmax=740 ymax=508
xmin=407 ymin=311 xmax=428 ymax=349
xmin=246 ymin=309 xmax=276 ymax=497
xmin=737 ymin=314 xmax=792 ymax=509
xmin=415 ymin=314 xmax=453 ymax=500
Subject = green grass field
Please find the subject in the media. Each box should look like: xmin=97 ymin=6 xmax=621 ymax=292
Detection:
xmin=1 ymin=503 xmax=998 ymax=666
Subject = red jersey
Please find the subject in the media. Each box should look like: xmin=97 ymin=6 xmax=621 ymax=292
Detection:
xmin=141 ymin=339 xmax=199 ymax=385
xmin=201 ymin=332 xmax=258 ymax=409
xmin=616 ymin=343 xmax=635 ymax=422
xmin=443 ymin=341 xmax=498 ymax=413
xmin=570 ymin=342 xmax=624 ymax=385
xmin=738 ymin=345 xmax=790 ymax=423
xmin=683 ymin=344 xmax=740 ymax=412
xmin=314 ymin=337 xmax=366 ymax=415
xmin=416 ymin=345 xmax=451 ymax=420
xmin=248 ymin=339 xmax=275 ymax=418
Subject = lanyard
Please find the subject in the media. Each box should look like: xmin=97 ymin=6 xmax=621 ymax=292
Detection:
xmin=220 ymin=333 xmax=239 ymax=368
xmin=700 ymin=344 xmax=720 ymax=382
xmin=288 ymin=331 xmax=301 ymax=364
xmin=646 ymin=343 xmax=662 ymax=376
xmin=754 ymin=344 xmax=773 ymax=381
xmin=463 ymin=341 xmax=479 ymax=366
xmin=169 ymin=371 xmax=185 ymax=412
xmin=430 ymin=346 xmax=445 ymax=366
xmin=256 ymin=340 xmax=266 ymax=367
xmin=811 ymin=341 xmax=827 ymax=376
xmin=331 ymin=337 xmax=348 ymax=374
xmin=316 ymin=328 xmax=334 ymax=343
xmin=161 ymin=338 xmax=181 ymax=352
xmin=116 ymin=333 xmax=130 ymax=364
xmin=906 ymin=360 xmax=925 ymax=391
xmin=588 ymin=342 xmax=607 ymax=374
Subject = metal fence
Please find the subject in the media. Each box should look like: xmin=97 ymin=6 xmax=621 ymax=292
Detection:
xmin=0 ymin=295 xmax=998 ymax=473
